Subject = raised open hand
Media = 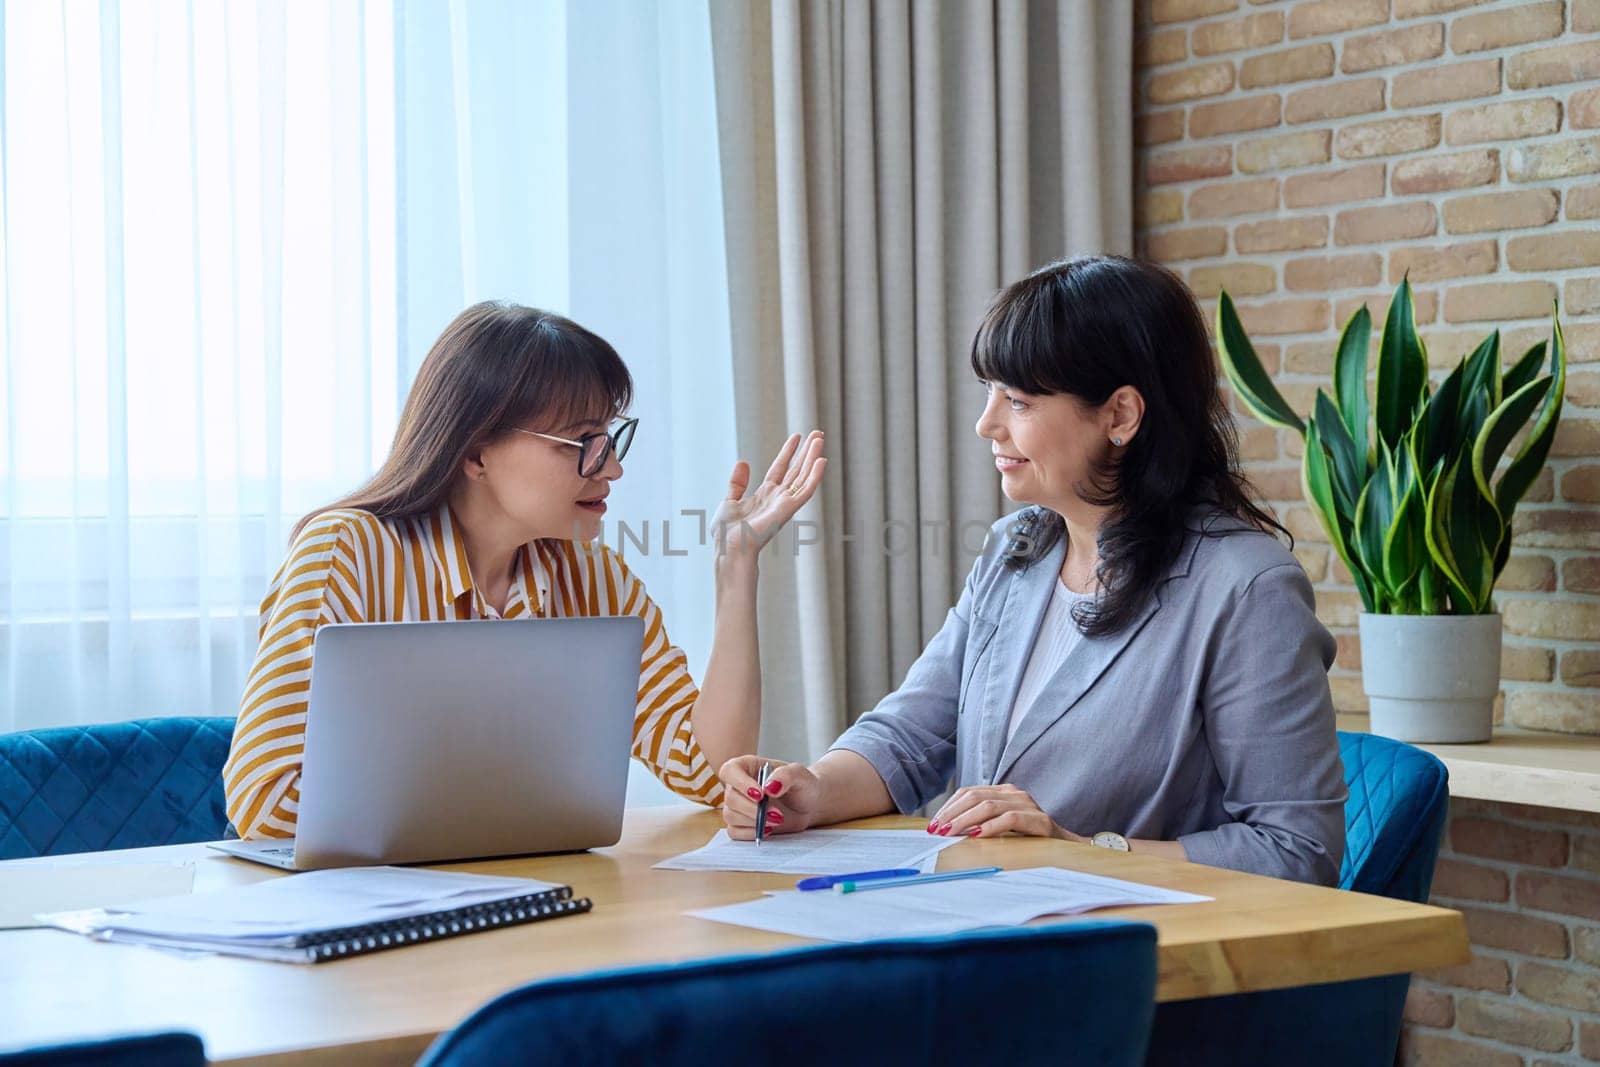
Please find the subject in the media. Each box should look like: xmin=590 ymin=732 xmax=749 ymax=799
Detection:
xmin=713 ymin=430 xmax=826 ymax=564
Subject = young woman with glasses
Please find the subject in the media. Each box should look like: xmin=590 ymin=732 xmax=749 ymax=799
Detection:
xmin=223 ymin=301 xmax=825 ymax=839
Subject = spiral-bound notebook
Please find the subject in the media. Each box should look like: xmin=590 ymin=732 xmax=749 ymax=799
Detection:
xmin=36 ymin=866 xmax=592 ymax=964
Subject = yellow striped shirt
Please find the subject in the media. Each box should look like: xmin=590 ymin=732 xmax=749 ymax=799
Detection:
xmin=223 ymin=504 xmax=722 ymax=838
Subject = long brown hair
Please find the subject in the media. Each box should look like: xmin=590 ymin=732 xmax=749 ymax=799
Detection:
xmin=293 ymin=301 xmax=632 ymax=540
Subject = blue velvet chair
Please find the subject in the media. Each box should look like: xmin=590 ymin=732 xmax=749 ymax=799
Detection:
xmin=1145 ymin=730 xmax=1449 ymax=1066
xmin=0 ymin=717 xmax=235 ymax=858
xmin=0 ymin=1032 xmax=205 ymax=1066
xmin=419 ymin=921 xmax=1159 ymax=1067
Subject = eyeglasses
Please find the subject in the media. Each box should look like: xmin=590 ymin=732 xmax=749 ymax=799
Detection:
xmin=514 ymin=416 xmax=638 ymax=478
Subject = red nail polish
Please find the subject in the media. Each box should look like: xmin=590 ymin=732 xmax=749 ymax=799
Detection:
xmin=747 ymin=787 xmax=761 ymax=800
xmin=927 ymin=820 xmax=938 ymax=833
xmin=938 ymin=825 xmax=951 ymax=836
xmin=967 ymin=827 xmax=982 ymax=837
xmin=766 ymin=781 xmax=782 ymax=795
xmin=767 ymin=810 xmax=783 ymax=822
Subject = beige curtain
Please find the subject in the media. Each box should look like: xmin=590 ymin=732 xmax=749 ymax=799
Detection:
xmin=710 ymin=0 xmax=1134 ymax=760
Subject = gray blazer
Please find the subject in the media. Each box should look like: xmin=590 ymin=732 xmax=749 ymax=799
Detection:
xmin=833 ymin=510 xmax=1347 ymax=886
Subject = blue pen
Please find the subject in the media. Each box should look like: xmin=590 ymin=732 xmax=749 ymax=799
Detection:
xmin=833 ymin=866 xmax=1003 ymax=894
xmin=795 ymin=869 xmax=920 ymax=892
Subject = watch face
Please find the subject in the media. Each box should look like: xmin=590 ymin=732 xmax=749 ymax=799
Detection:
xmin=1092 ymin=831 xmax=1130 ymax=852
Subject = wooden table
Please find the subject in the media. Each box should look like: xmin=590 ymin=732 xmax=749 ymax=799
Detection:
xmin=0 ymin=809 xmax=1467 ymax=1066
xmin=1339 ymin=713 xmax=1600 ymax=813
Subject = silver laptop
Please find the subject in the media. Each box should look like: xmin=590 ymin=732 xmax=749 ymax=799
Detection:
xmin=212 ymin=617 xmax=644 ymax=870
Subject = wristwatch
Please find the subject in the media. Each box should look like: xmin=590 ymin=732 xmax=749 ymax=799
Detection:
xmin=1091 ymin=830 xmax=1130 ymax=852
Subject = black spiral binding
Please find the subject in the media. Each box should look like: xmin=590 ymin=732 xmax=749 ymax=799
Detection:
xmin=294 ymin=886 xmax=593 ymax=963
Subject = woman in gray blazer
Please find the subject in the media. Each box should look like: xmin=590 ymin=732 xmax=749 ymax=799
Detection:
xmin=721 ymin=255 xmax=1346 ymax=886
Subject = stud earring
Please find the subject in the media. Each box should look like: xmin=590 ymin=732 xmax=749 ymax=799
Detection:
xmin=1111 ymin=437 xmax=1123 ymax=447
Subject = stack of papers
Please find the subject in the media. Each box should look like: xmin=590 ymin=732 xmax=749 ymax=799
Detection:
xmin=0 ymin=861 xmax=196 ymax=930
xmin=655 ymin=829 xmax=963 ymax=875
xmin=689 ymin=866 xmax=1211 ymax=943
xmin=37 ymin=866 xmax=560 ymax=963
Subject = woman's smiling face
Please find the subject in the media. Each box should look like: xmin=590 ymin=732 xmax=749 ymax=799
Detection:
xmin=974 ymin=380 xmax=1113 ymax=512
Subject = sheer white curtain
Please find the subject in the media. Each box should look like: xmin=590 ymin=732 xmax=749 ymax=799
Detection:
xmin=1 ymin=0 xmax=737 ymax=811
xmin=2 ymin=0 xmax=397 ymax=732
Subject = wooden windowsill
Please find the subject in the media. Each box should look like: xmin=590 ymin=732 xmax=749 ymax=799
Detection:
xmin=1337 ymin=713 xmax=1600 ymax=815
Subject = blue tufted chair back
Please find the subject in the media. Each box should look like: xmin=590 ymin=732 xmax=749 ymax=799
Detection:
xmin=0 ymin=717 xmax=235 ymax=858
xmin=1337 ymin=729 xmax=1450 ymax=900
xmin=1146 ymin=730 xmax=1451 ymax=1066
xmin=0 ymin=1031 xmax=206 ymax=1066
xmin=421 ymin=922 xmax=1159 ymax=1067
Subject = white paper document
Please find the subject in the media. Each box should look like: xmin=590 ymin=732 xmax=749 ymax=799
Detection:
xmin=0 ymin=861 xmax=196 ymax=930
xmin=37 ymin=866 xmax=557 ymax=947
xmin=688 ymin=866 xmax=1211 ymax=943
xmin=654 ymin=829 xmax=964 ymax=875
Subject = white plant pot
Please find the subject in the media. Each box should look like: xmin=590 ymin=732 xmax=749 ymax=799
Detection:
xmin=1359 ymin=612 xmax=1502 ymax=744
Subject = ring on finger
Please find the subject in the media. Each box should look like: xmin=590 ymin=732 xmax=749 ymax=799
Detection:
xmin=786 ymin=482 xmax=803 ymax=497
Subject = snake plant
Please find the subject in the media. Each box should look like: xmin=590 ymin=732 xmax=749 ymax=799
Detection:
xmin=1217 ymin=278 xmax=1566 ymax=616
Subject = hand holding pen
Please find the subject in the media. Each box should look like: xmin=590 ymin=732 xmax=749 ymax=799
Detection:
xmin=713 ymin=755 xmax=823 ymax=840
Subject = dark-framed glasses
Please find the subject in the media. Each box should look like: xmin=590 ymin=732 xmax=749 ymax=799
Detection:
xmin=515 ymin=416 xmax=638 ymax=477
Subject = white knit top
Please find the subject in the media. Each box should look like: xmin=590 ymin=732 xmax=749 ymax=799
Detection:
xmin=1005 ymin=579 xmax=1098 ymax=746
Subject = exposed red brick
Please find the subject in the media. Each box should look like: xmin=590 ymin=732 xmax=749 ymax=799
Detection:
xmin=1508 ymin=691 xmax=1600 ymax=735
xmin=1151 ymin=0 xmax=1240 ymax=23
xmin=1334 ymin=202 xmax=1437 ymax=245
xmin=1137 ymin=29 xmax=1188 ymax=68
xmin=1147 ymin=61 xmax=1238 ymax=105
xmin=1187 ymin=262 xmax=1276 ymax=298
xmin=1457 ymin=996 xmax=1573 ymax=1053
xmin=1235 ymin=215 xmax=1330 ymax=253
xmin=1240 ymin=43 xmax=1336 ymax=88
xmin=1285 ymin=253 xmax=1381 ymax=292
xmin=1564 ymin=651 xmax=1600 ymax=688
xmin=1446 ymin=99 xmax=1563 ymax=146
xmin=1451 ymin=2 xmax=1565 ymax=54
xmin=1137 ymin=189 xmax=1185 ymax=227
xmin=1145 ymin=226 xmax=1229 ymax=262
xmin=1192 ymin=11 xmax=1283 ymax=55
xmin=1443 ymin=189 xmax=1560 ymax=233
xmin=1508 ymin=137 xmax=1600 ymax=183
xmin=1403 ymin=986 xmax=1455 ymax=1029
xmin=1419 ymin=953 xmax=1511 ymax=993
xmin=1335 ymin=115 xmax=1442 ymax=159
xmin=1572 ymin=185 xmax=1600 ymax=220
xmin=1285 ymin=78 xmax=1384 ymax=123
xmin=1519 ymin=872 xmax=1600 ymax=922
xmin=1136 ymin=109 xmax=1186 ymax=146
xmin=1343 ymin=23 xmax=1444 ymax=73
xmin=1392 ymin=58 xmax=1502 ymax=107
xmin=1146 ymin=146 xmax=1234 ymax=185
xmin=1389 ymin=240 xmax=1497 ymax=284
xmin=1508 ymin=41 xmax=1600 ymax=90
xmin=1238 ymin=129 xmax=1331 ymax=172
xmin=1507 ymin=232 xmax=1600 ymax=271
xmin=1518 ymin=960 xmax=1600 ymax=1013
xmin=1431 ymin=858 xmax=1510 ymax=903
xmin=1452 ymin=816 xmax=1569 ymax=867
xmin=1391 ymin=149 xmax=1499 ymax=194
xmin=1564 ymin=469 xmax=1600 ymax=507
xmin=1283 ymin=164 xmax=1385 ymax=207
xmin=1288 ymin=0 xmax=1387 ymax=38
xmin=1189 ymin=178 xmax=1279 ymax=218
xmin=1459 ymin=905 xmax=1570 ymax=958
xmin=1189 ymin=95 xmax=1283 ymax=138
xmin=1400 ymin=1031 xmax=1521 ymax=1067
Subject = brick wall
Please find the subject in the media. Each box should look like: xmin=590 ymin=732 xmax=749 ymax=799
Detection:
xmin=1408 ymin=798 xmax=1600 ymax=1064
xmin=1133 ymin=0 xmax=1600 ymax=734
xmin=1133 ymin=1 xmax=1600 ymax=1062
